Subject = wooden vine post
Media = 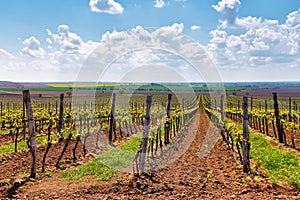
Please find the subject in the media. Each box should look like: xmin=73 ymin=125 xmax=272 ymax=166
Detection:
xmin=140 ymin=95 xmax=152 ymax=173
xmin=109 ymin=93 xmax=116 ymax=143
xmin=288 ymin=97 xmax=296 ymax=148
xmin=242 ymin=96 xmax=250 ymax=173
xmin=220 ymin=94 xmax=225 ymax=124
xmin=23 ymin=90 xmax=37 ymax=178
xmin=58 ymin=94 xmax=64 ymax=142
xmin=214 ymin=98 xmax=217 ymax=110
xmin=182 ymin=98 xmax=185 ymax=123
xmin=165 ymin=94 xmax=172 ymax=145
xmin=288 ymin=97 xmax=292 ymax=122
xmin=59 ymin=93 xmax=64 ymax=130
xmin=273 ymin=93 xmax=284 ymax=143
xmin=0 ymin=101 xmax=2 ymax=119
xmin=22 ymin=100 xmax=26 ymax=139
xmin=237 ymin=100 xmax=240 ymax=122
xmin=265 ymin=100 xmax=269 ymax=136
xmin=55 ymin=100 xmax=58 ymax=115
xmin=250 ymin=96 xmax=253 ymax=127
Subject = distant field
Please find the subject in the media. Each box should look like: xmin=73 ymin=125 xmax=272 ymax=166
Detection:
xmin=1 ymin=82 xmax=300 ymax=97
xmin=46 ymin=83 xmax=121 ymax=88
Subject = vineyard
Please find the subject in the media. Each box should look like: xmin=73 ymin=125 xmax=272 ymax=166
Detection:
xmin=225 ymin=94 xmax=300 ymax=150
xmin=0 ymin=90 xmax=299 ymax=199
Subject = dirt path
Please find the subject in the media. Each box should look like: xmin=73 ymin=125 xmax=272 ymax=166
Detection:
xmin=2 ymin=107 xmax=300 ymax=199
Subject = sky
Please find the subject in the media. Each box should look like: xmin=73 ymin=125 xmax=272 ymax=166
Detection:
xmin=0 ymin=0 xmax=299 ymax=82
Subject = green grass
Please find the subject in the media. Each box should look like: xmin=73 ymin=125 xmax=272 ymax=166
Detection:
xmin=61 ymin=136 xmax=142 ymax=181
xmin=229 ymin=122 xmax=300 ymax=189
xmin=61 ymin=160 xmax=117 ymax=181
xmin=0 ymin=132 xmax=61 ymax=154
xmin=250 ymin=133 xmax=300 ymax=189
xmin=0 ymin=129 xmax=11 ymax=135
xmin=0 ymin=136 xmax=51 ymax=154
xmin=0 ymin=87 xmax=70 ymax=92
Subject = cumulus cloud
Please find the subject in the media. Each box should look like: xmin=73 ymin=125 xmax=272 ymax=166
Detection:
xmin=207 ymin=0 xmax=300 ymax=74
xmin=42 ymin=22 xmax=185 ymax=79
xmin=209 ymin=29 xmax=227 ymax=44
xmin=1 ymin=24 xmax=105 ymax=81
xmin=7 ymin=23 xmax=186 ymax=81
xmin=159 ymin=22 xmax=184 ymax=33
xmin=206 ymin=8 xmax=300 ymax=70
xmin=2 ymin=22 xmax=221 ymax=82
xmin=212 ymin=0 xmax=241 ymax=28
xmin=285 ymin=8 xmax=300 ymax=27
xmin=0 ymin=48 xmax=15 ymax=59
xmin=89 ymin=0 xmax=124 ymax=14
xmin=76 ymin=22 xmax=221 ymax=83
xmin=47 ymin=25 xmax=83 ymax=53
xmin=249 ymin=56 xmax=272 ymax=66
xmin=250 ymin=38 xmax=270 ymax=51
xmin=49 ymin=25 xmax=99 ymax=54
xmin=20 ymin=36 xmax=46 ymax=58
xmin=154 ymin=0 xmax=166 ymax=8
xmin=190 ymin=25 xmax=200 ymax=31
xmin=101 ymin=29 xmax=129 ymax=42
xmin=46 ymin=25 xmax=99 ymax=66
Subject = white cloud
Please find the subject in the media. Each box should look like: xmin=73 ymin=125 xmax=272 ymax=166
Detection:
xmin=101 ymin=29 xmax=128 ymax=42
xmin=0 ymin=48 xmax=15 ymax=59
xmin=48 ymin=25 xmax=83 ymax=53
xmin=249 ymin=38 xmax=270 ymax=51
xmin=18 ymin=23 xmax=179 ymax=80
xmin=190 ymin=25 xmax=200 ymax=31
xmin=285 ymin=8 xmax=300 ymax=27
xmin=212 ymin=0 xmax=241 ymax=28
xmin=1 ymin=23 xmax=212 ymax=82
xmin=207 ymin=7 xmax=300 ymax=72
xmin=235 ymin=16 xmax=262 ymax=29
xmin=209 ymin=29 xmax=227 ymax=44
xmin=89 ymin=0 xmax=124 ymax=14
xmin=0 ymin=25 xmax=101 ymax=81
xmin=154 ymin=0 xmax=166 ymax=8
xmin=1 ymin=24 xmax=102 ymax=81
xmin=46 ymin=38 xmax=52 ymax=49
xmin=46 ymin=25 xmax=99 ymax=67
xmin=249 ymin=56 xmax=272 ymax=66
xmin=76 ymin=22 xmax=221 ymax=83
xmin=20 ymin=36 xmax=46 ymax=58
xmin=51 ymin=25 xmax=99 ymax=55
xmin=159 ymin=22 xmax=184 ymax=33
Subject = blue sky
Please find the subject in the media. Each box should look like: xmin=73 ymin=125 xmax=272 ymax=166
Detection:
xmin=0 ymin=0 xmax=299 ymax=82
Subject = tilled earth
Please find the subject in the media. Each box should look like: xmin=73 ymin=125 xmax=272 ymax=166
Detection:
xmin=1 ymin=108 xmax=299 ymax=199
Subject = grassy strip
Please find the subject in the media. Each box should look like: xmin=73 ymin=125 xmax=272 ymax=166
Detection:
xmin=230 ymin=123 xmax=300 ymax=189
xmin=250 ymin=133 xmax=300 ymax=189
xmin=61 ymin=115 xmax=190 ymax=181
xmin=0 ymin=133 xmax=62 ymax=154
xmin=0 ymin=129 xmax=11 ymax=135
xmin=61 ymin=136 xmax=142 ymax=181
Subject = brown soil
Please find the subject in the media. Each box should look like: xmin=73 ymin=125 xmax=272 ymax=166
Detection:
xmin=1 ymin=107 xmax=300 ymax=199
xmin=234 ymin=88 xmax=300 ymax=97
xmin=0 ymin=132 xmax=15 ymax=146
xmin=0 ymin=129 xmax=30 ymax=147
xmin=0 ymin=138 xmax=93 ymax=198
